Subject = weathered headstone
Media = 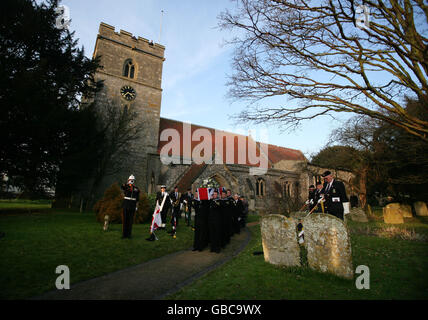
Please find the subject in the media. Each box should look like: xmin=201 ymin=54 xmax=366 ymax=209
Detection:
xmin=414 ymin=201 xmax=428 ymax=217
xmin=399 ymin=204 xmax=413 ymax=218
xmin=260 ymin=214 xmax=301 ymax=267
xmin=347 ymin=207 xmax=368 ymax=222
xmin=383 ymin=203 xmax=404 ymax=224
xmin=304 ymin=214 xmax=354 ymax=279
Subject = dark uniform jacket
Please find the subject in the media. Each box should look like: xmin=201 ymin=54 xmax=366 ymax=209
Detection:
xmin=308 ymin=190 xmax=316 ymax=211
xmin=170 ymin=191 xmax=182 ymax=209
xmin=321 ymin=179 xmax=348 ymax=219
xmin=156 ymin=191 xmax=171 ymax=212
xmin=182 ymin=192 xmax=194 ymax=212
xmin=314 ymin=188 xmax=323 ymax=212
xmin=121 ymin=184 xmax=140 ymax=209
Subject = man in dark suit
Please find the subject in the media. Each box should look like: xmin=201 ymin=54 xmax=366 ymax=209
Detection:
xmin=314 ymin=182 xmax=323 ymax=213
xmin=121 ymin=174 xmax=140 ymax=239
xmin=239 ymin=195 xmax=249 ymax=228
xmin=307 ymin=185 xmax=316 ymax=211
xmin=231 ymin=193 xmax=244 ymax=234
xmin=182 ymin=188 xmax=194 ymax=227
xmin=320 ymin=171 xmax=350 ymax=220
xmin=170 ymin=186 xmax=182 ymax=235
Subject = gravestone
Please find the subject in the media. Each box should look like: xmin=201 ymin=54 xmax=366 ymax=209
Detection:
xmin=383 ymin=203 xmax=404 ymax=224
xmin=414 ymin=201 xmax=428 ymax=216
xmin=347 ymin=207 xmax=368 ymax=222
xmin=399 ymin=204 xmax=413 ymax=218
xmin=304 ymin=214 xmax=354 ymax=279
xmin=260 ymin=214 xmax=300 ymax=267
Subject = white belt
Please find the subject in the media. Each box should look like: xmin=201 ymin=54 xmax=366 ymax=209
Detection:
xmin=124 ymin=197 xmax=136 ymax=201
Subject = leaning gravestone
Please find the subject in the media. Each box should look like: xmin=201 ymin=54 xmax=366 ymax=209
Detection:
xmin=304 ymin=214 xmax=354 ymax=279
xmin=399 ymin=204 xmax=413 ymax=218
xmin=414 ymin=201 xmax=428 ymax=216
xmin=260 ymin=214 xmax=300 ymax=267
xmin=383 ymin=203 xmax=404 ymax=224
xmin=347 ymin=207 xmax=368 ymax=222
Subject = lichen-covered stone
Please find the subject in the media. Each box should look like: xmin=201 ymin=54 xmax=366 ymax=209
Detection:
xmin=414 ymin=201 xmax=428 ymax=216
xmin=399 ymin=204 xmax=413 ymax=218
xmin=260 ymin=214 xmax=300 ymax=267
xmin=304 ymin=214 xmax=354 ymax=279
xmin=383 ymin=203 xmax=404 ymax=224
xmin=347 ymin=207 xmax=368 ymax=222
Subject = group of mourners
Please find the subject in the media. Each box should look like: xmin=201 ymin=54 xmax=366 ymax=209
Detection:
xmin=304 ymin=170 xmax=350 ymax=220
xmin=120 ymin=175 xmax=250 ymax=249
xmin=192 ymin=188 xmax=249 ymax=253
xmin=142 ymin=183 xmax=249 ymax=253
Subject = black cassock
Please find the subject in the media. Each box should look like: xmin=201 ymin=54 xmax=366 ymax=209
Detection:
xmin=192 ymin=199 xmax=209 ymax=251
xmin=226 ymin=196 xmax=234 ymax=239
xmin=219 ymin=198 xmax=232 ymax=247
xmin=121 ymin=184 xmax=140 ymax=238
xmin=231 ymin=199 xmax=244 ymax=234
xmin=209 ymin=198 xmax=222 ymax=253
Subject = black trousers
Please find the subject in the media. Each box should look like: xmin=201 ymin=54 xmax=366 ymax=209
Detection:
xmin=172 ymin=207 xmax=181 ymax=227
xmin=122 ymin=207 xmax=135 ymax=238
xmin=161 ymin=209 xmax=168 ymax=227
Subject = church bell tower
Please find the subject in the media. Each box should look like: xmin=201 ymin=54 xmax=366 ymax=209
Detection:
xmin=92 ymin=22 xmax=165 ymax=192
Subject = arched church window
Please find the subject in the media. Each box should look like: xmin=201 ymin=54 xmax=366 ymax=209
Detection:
xmin=256 ymin=178 xmax=265 ymax=197
xmin=123 ymin=59 xmax=135 ymax=79
xmin=149 ymin=172 xmax=155 ymax=194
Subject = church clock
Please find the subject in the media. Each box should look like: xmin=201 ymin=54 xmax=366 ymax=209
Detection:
xmin=120 ymin=85 xmax=136 ymax=101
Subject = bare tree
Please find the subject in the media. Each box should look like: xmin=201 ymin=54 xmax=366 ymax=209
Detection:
xmin=88 ymin=99 xmax=146 ymax=199
xmin=219 ymin=0 xmax=428 ymax=140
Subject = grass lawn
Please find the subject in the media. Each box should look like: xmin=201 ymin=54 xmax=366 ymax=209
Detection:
xmin=169 ymin=217 xmax=428 ymax=300
xmin=0 ymin=207 xmax=194 ymax=300
xmin=0 ymin=199 xmax=52 ymax=211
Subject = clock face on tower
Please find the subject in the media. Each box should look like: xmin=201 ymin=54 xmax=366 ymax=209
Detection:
xmin=120 ymin=85 xmax=136 ymax=101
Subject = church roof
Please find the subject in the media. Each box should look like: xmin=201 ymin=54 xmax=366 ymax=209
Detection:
xmin=157 ymin=117 xmax=306 ymax=167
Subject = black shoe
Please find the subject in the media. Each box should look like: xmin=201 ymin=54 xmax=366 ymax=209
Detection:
xmin=146 ymin=234 xmax=155 ymax=241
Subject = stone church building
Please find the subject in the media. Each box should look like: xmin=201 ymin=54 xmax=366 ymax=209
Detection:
xmin=89 ymin=22 xmax=354 ymax=212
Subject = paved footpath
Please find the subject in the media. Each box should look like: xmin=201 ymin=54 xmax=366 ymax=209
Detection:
xmin=34 ymin=227 xmax=252 ymax=300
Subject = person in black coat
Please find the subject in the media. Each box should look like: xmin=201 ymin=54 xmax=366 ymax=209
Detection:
xmin=182 ymin=188 xmax=194 ymax=227
xmin=225 ymin=190 xmax=234 ymax=239
xmin=239 ymin=195 xmax=249 ymax=228
xmin=209 ymin=191 xmax=222 ymax=253
xmin=192 ymin=190 xmax=210 ymax=251
xmin=219 ymin=191 xmax=229 ymax=248
xmin=307 ymin=185 xmax=316 ymax=211
xmin=320 ymin=171 xmax=350 ymax=220
xmin=231 ymin=194 xmax=244 ymax=234
xmin=314 ymin=182 xmax=323 ymax=213
xmin=170 ymin=186 xmax=182 ymax=230
xmin=121 ymin=174 xmax=140 ymax=239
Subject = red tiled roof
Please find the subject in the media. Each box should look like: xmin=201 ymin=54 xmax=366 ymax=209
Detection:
xmin=157 ymin=117 xmax=306 ymax=166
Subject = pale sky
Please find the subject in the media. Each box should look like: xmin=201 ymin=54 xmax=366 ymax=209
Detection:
xmin=63 ymin=0 xmax=353 ymax=159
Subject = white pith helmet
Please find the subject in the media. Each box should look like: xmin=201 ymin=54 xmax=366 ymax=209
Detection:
xmin=128 ymin=174 xmax=135 ymax=184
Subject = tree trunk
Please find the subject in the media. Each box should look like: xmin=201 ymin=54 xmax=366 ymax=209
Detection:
xmin=359 ymin=167 xmax=368 ymax=209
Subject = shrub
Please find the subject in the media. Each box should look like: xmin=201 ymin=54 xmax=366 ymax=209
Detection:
xmin=93 ymin=183 xmax=153 ymax=224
